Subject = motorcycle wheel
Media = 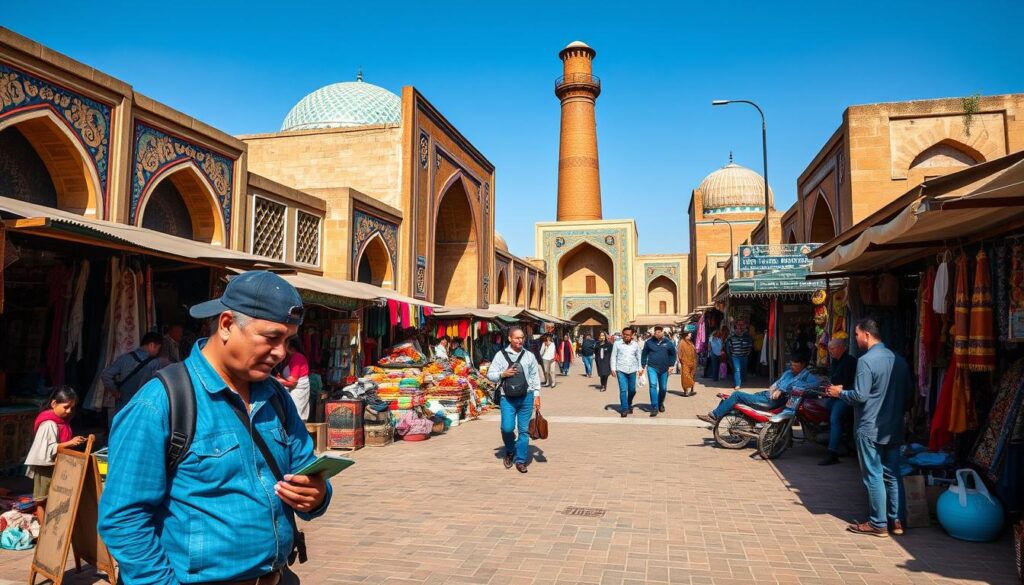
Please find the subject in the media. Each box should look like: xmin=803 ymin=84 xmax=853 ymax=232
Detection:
xmin=714 ymin=413 xmax=754 ymax=449
xmin=758 ymin=421 xmax=792 ymax=460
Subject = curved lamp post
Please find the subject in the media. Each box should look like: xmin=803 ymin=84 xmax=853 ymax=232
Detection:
xmin=712 ymin=99 xmax=771 ymax=245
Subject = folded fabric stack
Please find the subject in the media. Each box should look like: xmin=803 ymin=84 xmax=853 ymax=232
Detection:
xmin=378 ymin=342 xmax=427 ymax=366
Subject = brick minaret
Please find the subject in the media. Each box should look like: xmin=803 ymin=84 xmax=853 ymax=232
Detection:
xmin=555 ymin=41 xmax=602 ymax=221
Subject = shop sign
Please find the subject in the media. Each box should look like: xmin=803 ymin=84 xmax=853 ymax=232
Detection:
xmin=737 ymin=243 xmax=819 ymax=272
xmin=731 ymin=278 xmax=827 ymax=294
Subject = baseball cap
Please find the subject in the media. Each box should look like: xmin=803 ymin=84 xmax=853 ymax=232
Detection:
xmin=190 ymin=271 xmax=304 ymax=325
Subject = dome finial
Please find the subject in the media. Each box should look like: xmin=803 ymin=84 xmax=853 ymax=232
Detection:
xmin=357 ymin=67 xmax=363 ymax=82
xmin=728 ymin=151 xmax=733 ymax=164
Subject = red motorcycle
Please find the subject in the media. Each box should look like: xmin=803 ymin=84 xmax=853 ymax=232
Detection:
xmin=711 ymin=392 xmax=785 ymax=449
xmin=755 ymin=387 xmax=832 ymax=459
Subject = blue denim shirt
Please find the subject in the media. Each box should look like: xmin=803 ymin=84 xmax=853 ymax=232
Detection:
xmin=98 ymin=340 xmax=332 ymax=585
xmin=839 ymin=342 xmax=911 ymax=444
xmin=771 ymin=368 xmax=821 ymax=394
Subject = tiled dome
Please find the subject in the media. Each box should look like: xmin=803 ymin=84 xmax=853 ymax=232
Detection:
xmin=281 ymin=79 xmax=401 ymax=131
xmin=698 ymin=157 xmax=773 ymax=213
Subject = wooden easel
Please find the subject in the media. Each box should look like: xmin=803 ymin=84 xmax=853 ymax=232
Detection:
xmin=28 ymin=435 xmax=117 ymax=585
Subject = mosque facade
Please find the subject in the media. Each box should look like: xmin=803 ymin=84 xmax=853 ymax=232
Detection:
xmin=537 ymin=42 xmax=689 ymax=334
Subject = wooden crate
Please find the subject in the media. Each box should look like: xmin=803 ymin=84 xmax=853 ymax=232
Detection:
xmin=327 ymin=428 xmax=363 ymax=451
xmin=305 ymin=423 xmax=327 ymax=453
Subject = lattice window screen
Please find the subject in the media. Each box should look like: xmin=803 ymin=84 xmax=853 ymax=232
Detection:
xmin=295 ymin=211 xmax=321 ymax=266
xmin=252 ymin=197 xmax=286 ymax=260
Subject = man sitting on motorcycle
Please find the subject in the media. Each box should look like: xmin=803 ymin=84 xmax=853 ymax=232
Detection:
xmin=697 ymin=351 xmax=819 ymax=425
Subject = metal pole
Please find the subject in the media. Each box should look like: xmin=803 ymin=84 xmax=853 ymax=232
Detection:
xmin=712 ymin=99 xmax=770 ymax=245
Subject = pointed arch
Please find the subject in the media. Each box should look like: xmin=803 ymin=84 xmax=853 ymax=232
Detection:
xmin=808 ymin=190 xmax=836 ymax=243
xmin=354 ymin=232 xmax=395 ymax=288
xmin=647 ymin=275 xmax=677 ymax=314
xmin=433 ymin=174 xmax=479 ymax=306
xmin=910 ymin=139 xmax=982 ymax=170
xmin=558 ymin=241 xmax=615 ymax=300
xmin=514 ymin=273 xmax=526 ymax=307
xmin=786 ymin=229 xmax=798 ymax=244
xmin=136 ymin=160 xmax=226 ymax=245
xmin=529 ymin=275 xmax=539 ymax=309
xmin=0 ymin=109 xmax=103 ymax=217
xmin=495 ymin=267 xmax=509 ymax=304
xmin=569 ymin=307 xmax=609 ymax=338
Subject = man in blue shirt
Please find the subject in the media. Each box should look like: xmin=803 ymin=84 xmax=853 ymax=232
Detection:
xmin=826 ymin=317 xmax=911 ymax=538
xmin=641 ymin=326 xmax=677 ymax=417
xmin=698 ymin=351 xmax=819 ymax=424
xmin=99 ymin=271 xmax=331 ymax=585
xmin=487 ymin=326 xmax=542 ymax=473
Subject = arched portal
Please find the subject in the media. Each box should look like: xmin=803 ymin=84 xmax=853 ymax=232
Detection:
xmin=647 ymin=276 xmax=677 ymax=314
xmin=529 ymin=277 xmax=539 ymax=309
xmin=808 ymin=193 xmax=837 ymax=243
xmin=495 ymin=269 xmax=508 ymax=304
xmin=786 ymin=229 xmax=798 ymax=244
xmin=571 ymin=308 xmax=609 ymax=338
xmin=910 ymin=140 xmax=981 ymax=170
xmin=433 ymin=177 xmax=478 ymax=307
xmin=558 ymin=242 xmax=614 ymax=299
xmin=0 ymin=110 xmax=102 ymax=216
xmin=514 ymin=275 xmax=525 ymax=307
xmin=138 ymin=163 xmax=225 ymax=245
xmin=356 ymin=234 xmax=395 ymax=288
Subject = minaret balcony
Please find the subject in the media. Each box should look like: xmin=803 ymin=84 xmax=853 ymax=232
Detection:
xmin=555 ymin=74 xmax=601 ymax=98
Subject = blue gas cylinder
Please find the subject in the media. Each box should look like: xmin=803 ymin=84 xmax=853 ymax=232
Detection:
xmin=936 ymin=469 xmax=1004 ymax=542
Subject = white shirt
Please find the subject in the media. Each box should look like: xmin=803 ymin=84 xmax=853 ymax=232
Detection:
xmin=486 ymin=346 xmax=542 ymax=396
xmin=610 ymin=339 xmax=643 ymax=374
xmin=435 ymin=344 xmax=449 ymax=360
xmin=540 ymin=342 xmax=556 ymax=361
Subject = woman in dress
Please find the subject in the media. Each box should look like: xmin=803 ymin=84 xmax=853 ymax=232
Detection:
xmin=676 ymin=331 xmax=698 ymax=396
xmin=539 ymin=334 xmax=556 ymax=388
xmin=276 ymin=338 xmax=311 ymax=421
xmin=594 ymin=331 xmax=614 ymax=392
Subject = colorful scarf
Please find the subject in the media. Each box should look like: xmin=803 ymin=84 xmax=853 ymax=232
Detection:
xmin=967 ymin=249 xmax=996 ymax=371
xmin=950 ymin=255 xmax=974 ymax=433
xmin=34 ymin=410 xmax=72 ymax=443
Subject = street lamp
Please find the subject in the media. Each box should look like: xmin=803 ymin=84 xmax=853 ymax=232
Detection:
xmin=712 ymin=99 xmax=771 ymax=245
xmin=711 ymin=217 xmax=735 ymax=261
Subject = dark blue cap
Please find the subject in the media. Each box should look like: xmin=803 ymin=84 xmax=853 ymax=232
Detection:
xmin=190 ymin=271 xmax=304 ymax=325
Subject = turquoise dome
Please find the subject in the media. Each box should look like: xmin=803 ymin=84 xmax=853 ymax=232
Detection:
xmin=281 ymin=79 xmax=401 ymax=131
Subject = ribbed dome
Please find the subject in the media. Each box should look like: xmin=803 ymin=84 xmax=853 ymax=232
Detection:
xmin=281 ymin=79 xmax=401 ymax=131
xmin=698 ymin=159 xmax=774 ymax=212
xmin=494 ymin=232 xmax=509 ymax=253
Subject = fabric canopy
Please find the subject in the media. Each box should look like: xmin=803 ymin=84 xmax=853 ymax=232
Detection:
xmin=810 ymin=154 xmax=1024 ymax=275
xmin=274 ymin=272 xmax=441 ymax=308
xmin=0 ymin=196 xmax=288 ymax=268
xmin=629 ymin=314 xmax=684 ymax=327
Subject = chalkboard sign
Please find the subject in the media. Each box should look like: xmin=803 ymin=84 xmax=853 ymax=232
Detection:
xmin=29 ymin=435 xmax=117 ymax=585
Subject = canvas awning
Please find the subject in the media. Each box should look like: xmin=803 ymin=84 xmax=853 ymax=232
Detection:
xmin=0 ymin=196 xmax=288 ymax=269
xmin=810 ymin=153 xmax=1024 ymax=275
xmin=431 ymin=306 xmax=520 ymax=323
xmin=629 ymin=315 xmax=684 ymax=327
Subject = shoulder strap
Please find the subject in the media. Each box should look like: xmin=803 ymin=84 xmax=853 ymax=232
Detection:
xmin=156 ymin=362 xmax=196 ymax=472
xmin=117 ymin=355 xmax=157 ymax=390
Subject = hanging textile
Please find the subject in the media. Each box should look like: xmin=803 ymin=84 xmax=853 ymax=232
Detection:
xmin=113 ymin=264 xmax=141 ymax=358
xmin=86 ymin=258 xmax=119 ymax=411
xmin=65 ymin=260 xmax=90 ymax=362
xmin=1013 ymin=243 xmax=1024 ymax=321
xmin=967 ymin=249 xmax=996 ymax=372
xmin=917 ymin=274 xmax=929 ymax=398
xmin=949 ymin=255 xmax=974 ymax=434
xmin=0 ymin=222 xmax=5 ymax=314
xmin=921 ymin=266 xmax=940 ymax=363
xmin=994 ymin=245 xmax=1010 ymax=342
xmin=933 ymin=258 xmax=950 ymax=314
xmin=929 ymin=360 xmax=957 ymax=451
xmin=387 ymin=300 xmax=400 ymax=326
xmin=695 ymin=315 xmax=706 ymax=354
xmin=45 ymin=263 xmax=73 ymax=386
xmin=970 ymin=357 xmax=1024 ymax=481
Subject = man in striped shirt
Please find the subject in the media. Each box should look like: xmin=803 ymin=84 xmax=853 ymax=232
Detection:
xmin=726 ymin=320 xmax=754 ymax=390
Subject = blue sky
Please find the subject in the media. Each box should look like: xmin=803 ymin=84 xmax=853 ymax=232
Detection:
xmin=5 ymin=1 xmax=1022 ymax=257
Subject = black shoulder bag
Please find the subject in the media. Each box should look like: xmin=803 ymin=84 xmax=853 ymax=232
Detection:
xmin=500 ymin=350 xmax=529 ymax=399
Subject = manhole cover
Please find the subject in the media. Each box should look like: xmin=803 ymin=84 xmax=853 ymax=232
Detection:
xmin=561 ymin=506 xmax=607 ymax=517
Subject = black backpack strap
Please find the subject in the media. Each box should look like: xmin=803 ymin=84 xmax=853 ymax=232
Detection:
xmin=156 ymin=362 xmax=196 ymax=472
xmin=117 ymin=355 xmax=157 ymax=390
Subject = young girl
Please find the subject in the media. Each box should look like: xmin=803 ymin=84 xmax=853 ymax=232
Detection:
xmin=25 ymin=386 xmax=86 ymax=523
xmin=275 ymin=338 xmax=311 ymax=422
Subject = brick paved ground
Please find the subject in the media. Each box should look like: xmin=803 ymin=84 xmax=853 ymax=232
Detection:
xmin=3 ymin=361 xmax=1017 ymax=584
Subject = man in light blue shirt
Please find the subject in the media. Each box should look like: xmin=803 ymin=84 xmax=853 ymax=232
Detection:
xmin=487 ymin=326 xmax=542 ymax=473
xmin=699 ymin=351 xmax=820 ymax=423
xmin=610 ymin=327 xmax=644 ymax=418
xmin=99 ymin=271 xmax=331 ymax=585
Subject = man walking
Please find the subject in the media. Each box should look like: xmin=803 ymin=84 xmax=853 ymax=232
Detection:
xmin=819 ymin=338 xmax=858 ymax=466
xmin=487 ymin=327 xmax=542 ymax=473
xmin=611 ymin=327 xmax=643 ymax=418
xmin=826 ymin=318 xmax=911 ymax=537
xmin=580 ymin=334 xmax=596 ymax=377
xmin=100 ymin=332 xmax=163 ymax=424
xmin=99 ymin=271 xmax=331 ymax=584
xmin=726 ymin=320 xmax=754 ymax=390
xmin=641 ymin=326 xmax=677 ymax=417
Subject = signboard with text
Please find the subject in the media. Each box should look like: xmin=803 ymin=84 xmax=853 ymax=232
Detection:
xmin=737 ymin=243 xmax=820 ymax=272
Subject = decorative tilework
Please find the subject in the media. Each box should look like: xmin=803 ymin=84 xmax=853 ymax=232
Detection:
xmin=562 ymin=295 xmax=613 ymax=323
xmin=644 ymin=262 xmax=679 ymax=287
xmin=281 ymin=81 xmax=401 ymax=131
xmin=352 ymin=210 xmax=398 ymax=275
xmin=543 ymin=227 xmax=630 ymax=328
xmin=419 ymin=132 xmax=429 ymax=169
xmin=0 ymin=62 xmax=111 ymax=209
xmin=131 ymin=122 xmax=234 ymax=239
xmin=415 ymin=255 xmax=427 ymax=298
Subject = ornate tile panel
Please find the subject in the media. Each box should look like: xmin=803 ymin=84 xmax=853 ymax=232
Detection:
xmin=352 ymin=209 xmax=398 ymax=276
xmin=543 ymin=227 xmax=629 ymax=328
xmin=644 ymin=262 xmax=680 ymax=286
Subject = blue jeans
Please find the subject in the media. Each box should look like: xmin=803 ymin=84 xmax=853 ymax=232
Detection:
xmin=708 ymin=354 xmax=721 ymax=381
xmin=581 ymin=355 xmax=593 ymax=376
xmin=560 ymin=360 xmax=571 ymax=375
xmin=616 ymin=371 xmax=637 ymax=412
xmin=647 ymin=367 xmax=669 ymax=409
xmin=827 ymin=398 xmax=849 ymax=453
xmin=712 ymin=390 xmax=780 ymax=420
xmin=500 ymin=391 xmax=535 ymax=463
xmin=855 ymin=434 xmax=904 ymax=529
xmin=731 ymin=355 xmax=749 ymax=387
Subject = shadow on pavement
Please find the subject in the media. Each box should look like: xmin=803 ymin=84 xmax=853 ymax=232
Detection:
xmin=491 ymin=445 xmax=547 ymax=465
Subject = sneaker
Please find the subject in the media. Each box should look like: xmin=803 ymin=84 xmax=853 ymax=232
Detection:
xmin=503 ymin=453 xmax=514 ymax=469
xmin=515 ymin=462 xmax=529 ymax=473
xmin=847 ymin=522 xmax=889 ymax=538
xmin=620 ymin=410 xmax=628 ymax=418
xmin=658 ymin=405 xmax=665 ymax=413
xmin=649 ymin=411 xmax=658 ymax=417
xmin=818 ymin=452 xmax=840 ymax=466
xmin=696 ymin=413 xmax=717 ymax=424
xmin=890 ymin=520 xmax=904 ymax=536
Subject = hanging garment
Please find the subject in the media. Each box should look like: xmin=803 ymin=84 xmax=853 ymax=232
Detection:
xmin=1013 ymin=244 xmax=1024 ymax=317
xmin=64 ymin=260 xmax=91 ymax=362
xmin=921 ymin=266 xmax=940 ymax=363
xmin=113 ymin=266 xmax=141 ymax=358
xmin=949 ymin=254 xmax=975 ymax=433
xmin=967 ymin=249 xmax=996 ymax=372
xmin=994 ymin=245 xmax=1010 ymax=341
xmin=86 ymin=258 xmax=119 ymax=411
xmin=387 ymin=300 xmax=400 ymax=326
xmin=929 ymin=360 xmax=957 ymax=451
xmin=458 ymin=319 xmax=469 ymax=340
xmin=934 ymin=259 xmax=950 ymax=314
xmin=695 ymin=316 xmax=706 ymax=354
xmin=970 ymin=357 xmax=1024 ymax=481
xmin=0 ymin=222 xmax=5 ymax=314
xmin=45 ymin=263 xmax=73 ymax=386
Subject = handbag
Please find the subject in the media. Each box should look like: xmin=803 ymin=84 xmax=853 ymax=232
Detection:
xmin=528 ymin=408 xmax=549 ymax=440
xmin=719 ymin=361 xmax=728 ymax=380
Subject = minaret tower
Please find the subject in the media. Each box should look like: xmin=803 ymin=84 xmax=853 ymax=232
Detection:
xmin=555 ymin=41 xmax=602 ymax=221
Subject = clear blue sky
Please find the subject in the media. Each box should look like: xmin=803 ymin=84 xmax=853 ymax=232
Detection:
xmin=5 ymin=1 xmax=1022 ymax=257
